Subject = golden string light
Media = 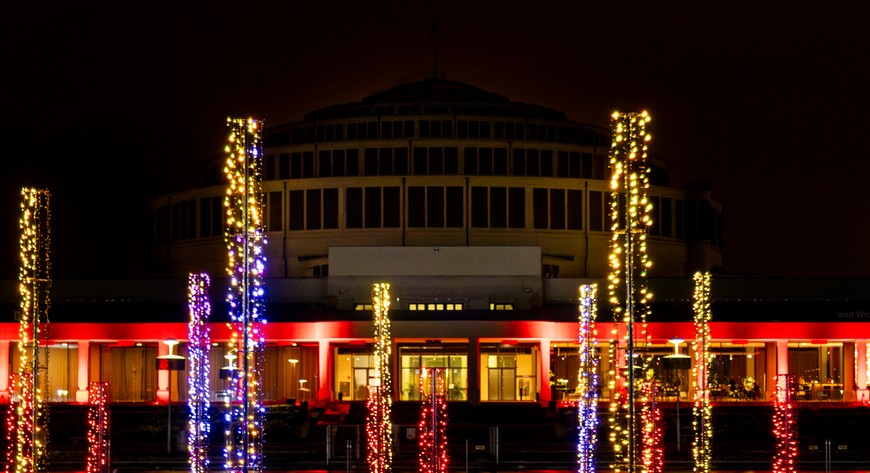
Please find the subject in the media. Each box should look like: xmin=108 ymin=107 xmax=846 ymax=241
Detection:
xmin=691 ymin=271 xmax=713 ymax=473
xmin=223 ymin=118 xmax=267 ymax=473
xmin=606 ymin=111 xmax=659 ymax=473
xmin=15 ymin=187 xmax=51 ymax=473
xmin=367 ymin=283 xmax=393 ymax=473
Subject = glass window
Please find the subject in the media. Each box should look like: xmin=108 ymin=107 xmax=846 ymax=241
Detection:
xmin=508 ymin=187 xmax=525 ymax=228
xmin=346 ymin=188 xmax=362 ymax=228
xmin=384 ymin=187 xmax=400 ymax=228
xmin=398 ymin=344 xmax=468 ymax=401
xmin=471 ymin=186 xmax=488 ymax=228
xmin=267 ymin=191 xmax=283 ymax=232
xmin=323 ymin=188 xmax=338 ymax=229
xmin=306 ymin=189 xmax=321 ymax=230
xmin=365 ymin=187 xmax=381 ymax=228
xmin=480 ymin=344 xmax=537 ymax=401
xmin=334 ymin=346 xmax=375 ymax=401
xmin=567 ymin=189 xmax=582 ymax=230
xmin=408 ymin=186 xmax=425 ymax=227
xmin=490 ymin=187 xmax=507 ymax=228
xmin=289 ymin=190 xmax=304 ymax=230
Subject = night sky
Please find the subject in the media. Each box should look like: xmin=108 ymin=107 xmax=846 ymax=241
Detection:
xmin=2 ymin=2 xmax=869 ymax=279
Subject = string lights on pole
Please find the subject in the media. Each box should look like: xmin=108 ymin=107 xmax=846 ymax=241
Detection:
xmin=772 ymin=374 xmax=797 ymax=473
xmin=223 ymin=117 xmax=267 ymax=473
xmin=86 ymin=382 xmax=110 ymax=473
xmin=577 ymin=284 xmax=600 ymax=473
xmin=15 ymin=187 xmax=51 ymax=473
xmin=606 ymin=111 xmax=658 ymax=473
xmin=367 ymin=283 xmax=393 ymax=473
xmin=691 ymin=272 xmax=713 ymax=473
xmin=187 ymin=273 xmax=212 ymax=473
xmin=418 ymin=368 xmax=448 ymax=473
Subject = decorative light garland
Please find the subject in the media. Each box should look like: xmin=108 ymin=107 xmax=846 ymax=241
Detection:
xmin=691 ymin=272 xmax=713 ymax=473
xmin=187 ymin=273 xmax=212 ymax=473
xmin=418 ymin=368 xmax=448 ymax=473
xmin=772 ymin=374 xmax=797 ymax=473
xmin=367 ymin=283 xmax=393 ymax=473
xmin=86 ymin=382 xmax=110 ymax=473
xmin=577 ymin=284 xmax=600 ymax=473
xmin=16 ymin=187 xmax=51 ymax=473
xmin=223 ymin=118 xmax=267 ymax=473
xmin=5 ymin=374 xmax=18 ymax=471
xmin=606 ymin=111 xmax=658 ymax=473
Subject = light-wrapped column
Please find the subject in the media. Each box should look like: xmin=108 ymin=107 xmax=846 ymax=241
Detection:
xmin=16 ymin=187 xmax=51 ymax=473
xmin=187 ymin=273 xmax=212 ymax=473
xmin=223 ymin=118 xmax=267 ymax=473
xmin=577 ymin=284 xmax=600 ymax=473
xmin=367 ymin=283 xmax=393 ymax=473
xmin=418 ymin=368 xmax=448 ymax=473
xmin=606 ymin=111 xmax=657 ymax=473
xmin=86 ymin=382 xmax=110 ymax=473
xmin=692 ymin=272 xmax=713 ymax=473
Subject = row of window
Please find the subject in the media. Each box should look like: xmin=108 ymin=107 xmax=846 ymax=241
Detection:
xmin=264 ymin=147 xmax=615 ymax=181
xmin=266 ymin=118 xmax=608 ymax=147
xmin=155 ymin=187 xmax=719 ymax=246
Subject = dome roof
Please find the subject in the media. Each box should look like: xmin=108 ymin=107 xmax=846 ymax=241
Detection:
xmin=304 ymin=78 xmax=567 ymax=121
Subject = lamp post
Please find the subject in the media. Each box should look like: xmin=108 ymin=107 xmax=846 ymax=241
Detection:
xmin=156 ymin=338 xmax=185 ymax=454
xmin=288 ymin=358 xmax=299 ymax=401
xmin=664 ymin=338 xmax=691 ymax=453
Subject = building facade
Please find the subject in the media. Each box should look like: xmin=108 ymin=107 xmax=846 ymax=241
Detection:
xmin=1 ymin=79 xmax=867 ymax=409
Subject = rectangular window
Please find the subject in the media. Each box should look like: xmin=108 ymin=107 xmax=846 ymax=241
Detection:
xmin=413 ymin=147 xmax=427 ymax=175
xmin=323 ymin=188 xmax=338 ymax=229
xmin=346 ymin=149 xmax=359 ymax=176
xmin=540 ymin=150 xmax=553 ymax=177
xmin=346 ymin=188 xmax=362 ymax=228
xmin=446 ymin=186 xmax=463 ymax=227
xmin=649 ymin=196 xmax=661 ymax=236
xmin=675 ymin=199 xmax=684 ymax=238
xmin=265 ymin=154 xmax=276 ymax=180
xmin=199 ymin=196 xmax=222 ymax=238
xmin=306 ymin=189 xmax=321 ymax=230
xmin=289 ymin=190 xmax=304 ymax=230
xmin=493 ymin=148 xmax=508 ymax=175
xmin=379 ymin=147 xmax=394 ymax=175
xmin=302 ymin=151 xmax=315 ymax=178
xmin=332 ymin=150 xmax=346 ymax=177
xmin=319 ymin=150 xmax=332 ymax=177
xmin=464 ymin=148 xmax=478 ymax=175
xmin=581 ymin=153 xmax=593 ymax=178
xmin=364 ymin=148 xmax=378 ymax=175
xmin=427 ymin=187 xmax=444 ymax=227
xmin=550 ymin=189 xmax=565 ymax=230
xmin=384 ymin=187 xmax=400 ymax=228
xmin=527 ymin=149 xmax=540 ymax=177
xmin=278 ymin=153 xmax=290 ymax=179
xmin=490 ymin=187 xmax=507 ymax=228
xmin=365 ymin=187 xmax=381 ymax=228
xmin=479 ymin=148 xmax=493 ymax=175
xmin=533 ymin=188 xmax=548 ymax=229
xmin=408 ymin=186 xmax=425 ymax=227
xmin=512 ymin=149 xmax=525 ymax=176
xmin=267 ymin=191 xmax=283 ymax=231
xmin=589 ymin=191 xmax=603 ymax=231
xmin=508 ymin=187 xmax=525 ymax=228
xmin=394 ymin=148 xmax=408 ymax=175
xmin=567 ymin=189 xmax=582 ymax=230
xmin=471 ymin=186 xmax=488 ymax=227
xmin=290 ymin=152 xmax=303 ymax=179
xmin=444 ymin=147 xmax=459 ymax=174
xmin=661 ymin=197 xmax=672 ymax=237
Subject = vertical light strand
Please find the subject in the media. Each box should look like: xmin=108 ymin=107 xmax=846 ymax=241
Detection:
xmin=691 ymin=272 xmax=713 ymax=473
xmin=16 ymin=187 xmax=51 ymax=473
xmin=187 ymin=273 xmax=212 ymax=473
xmin=772 ymin=375 xmax=797 ymax=473
xmin=223 ymin=118 xmax=267 ymax=473
xmin=606 ymin=111 xmax=656 ymax=473
xmin=5 ymin=374 xmax=18 ymax=473
xmin=85 ymin=382 xmax=109 ymax=473
xmin=577 ymin=284 xmax=599 ymax=473
xmin=367 ymin=283 xmax=393 ymax=473
xmin=418 ymin=368 xmax=448 ymax=473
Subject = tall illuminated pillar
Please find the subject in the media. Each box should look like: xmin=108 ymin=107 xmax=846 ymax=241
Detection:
xmin=577 ymin=284 xmax=600 ymax=473
xmin=14 ymin=187 xmax=51 ymax=473
xmin=187 ymin=273 xmax=212 ymax=473
xmin=691 ymin=272 xmax=713 ymax=473
xmin=418 ymin=368 xmax=448 ymax=473
xmin=367 ymin=283 xmax=393 ymax=473
xmin=606 ymin=111 xmax=658 ymax=473
xmin=223 ymin=117 xmax=268 ymax=473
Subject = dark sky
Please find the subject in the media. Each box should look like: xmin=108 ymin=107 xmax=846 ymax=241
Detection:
xmin=2 ymin=2 xmax=869 ymax=279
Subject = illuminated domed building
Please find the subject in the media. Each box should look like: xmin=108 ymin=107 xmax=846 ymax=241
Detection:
xmin=1 ymin=80 xmax=867 ymax=457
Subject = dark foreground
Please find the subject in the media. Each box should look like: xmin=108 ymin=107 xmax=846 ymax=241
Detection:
xmin=23 ymin=401 xmax=870 ymax=471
